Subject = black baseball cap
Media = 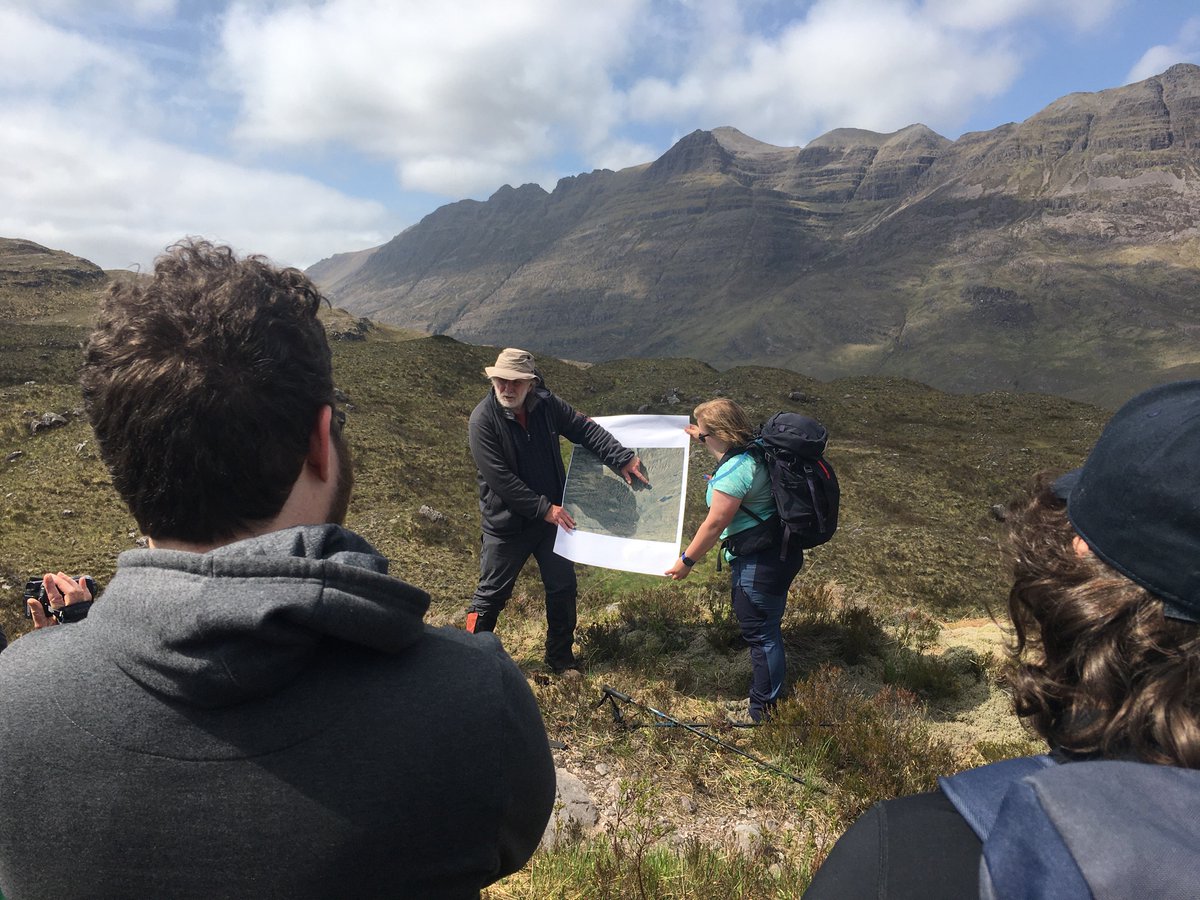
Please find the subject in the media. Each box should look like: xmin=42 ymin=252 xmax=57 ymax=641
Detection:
xmin=1052 ymin=380 xmax=1200 ymax=623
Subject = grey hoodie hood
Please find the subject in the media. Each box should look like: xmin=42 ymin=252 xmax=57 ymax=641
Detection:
xmin=0 ymin=524 xmax=557 ymax=898
xmin=84 ymin=524 xmax=429 ymax=709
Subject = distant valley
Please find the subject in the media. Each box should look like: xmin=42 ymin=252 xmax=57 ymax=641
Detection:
xmin=310 ymin=64 xmax=1200 ymax=409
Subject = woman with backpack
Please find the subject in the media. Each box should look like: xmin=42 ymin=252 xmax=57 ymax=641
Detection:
xmin=665 ymin=398 xmax=805 ymax=723
xmin=804 ymin=380 xmax=1200 ymax=899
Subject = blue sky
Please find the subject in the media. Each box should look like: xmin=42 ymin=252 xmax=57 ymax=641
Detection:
xmin=2 ymin=0 xmax=1198 ymax=270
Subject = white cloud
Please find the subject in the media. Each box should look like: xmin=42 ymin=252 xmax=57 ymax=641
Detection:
xmin=0 ymin=0 xmax=1164 ymax=271
xmin=0 ymin=8 xmax=140 ymax=90
xmin=0 ymin=106 xmax=392 ymax=269
xmin=4 ymin=0 xmax=178 ymax=21
xmin=590 ymin=138 xmax=661 ymax=173
xmin=628 ymin=0 xmax=1023 ymax=144
xmin=0 ymin=7 xmax=189 ymax=136
xmin=218 ymin=0 xmax=1054 ymax=189
xmin=211 ymin=0 xmax=1143 ymax=196
xmin=1052 ymin=0 xmax=1122 ymax=30
xmin=925 ymin=0 xmax=1120 ymax=32
xmin=398 ymin=156 xmax=531 ymax=199
xmin=1126 ymin=16 xmax=1200 ymax=83
xmin=218 ymin=0 xmax=645 ymax=196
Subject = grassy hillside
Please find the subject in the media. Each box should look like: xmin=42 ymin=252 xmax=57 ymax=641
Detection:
xmin=1 ymin=326 xmax=1102 ymax=631
xmin=0 ymin=285 xmax=1107 ymax=895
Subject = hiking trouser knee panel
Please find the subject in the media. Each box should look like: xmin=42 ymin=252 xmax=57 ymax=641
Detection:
xmin=470 ymin=528 xmax=542 ymax=613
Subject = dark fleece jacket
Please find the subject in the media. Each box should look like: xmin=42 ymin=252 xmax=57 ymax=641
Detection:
xmin=0 ymin=525 xmax=555 ymax=900
xmin=469 ymin=380 xmax=633 ymax=535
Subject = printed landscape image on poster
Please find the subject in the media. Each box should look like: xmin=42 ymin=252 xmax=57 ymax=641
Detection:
xmin=564 ymin=446 xmax=683 ymax=541
xmin=556 ymin=415 xmax=690 ymax=576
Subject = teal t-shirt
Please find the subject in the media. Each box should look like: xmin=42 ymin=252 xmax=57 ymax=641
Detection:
xmin=706 ymin=452 xmax=775 ymax=540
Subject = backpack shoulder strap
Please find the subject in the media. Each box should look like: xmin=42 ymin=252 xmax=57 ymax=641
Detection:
xmin=938 ymin=755 xmax=1057 ymax=840
xmin=708 ymin=447 xmax=750 ymax=484
xmin=742 ymin=505 xmax=768 ymax=524
xmin=711 ymin=446 xmax=768 ymax=518
xmin=989 ymin=761 xmax=1200 ymax=900
xmin=978 ymin=767 xmax=1092 ymax=900
xmin=736 ymin=443 xmax=777 ymax=527
xmin=940 ymin=756 xmax=1083 ymax=899
xmin=944 ymin=757 xmax=1200 ymax=900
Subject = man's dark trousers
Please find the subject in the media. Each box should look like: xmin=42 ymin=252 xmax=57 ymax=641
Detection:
xmin=467 ymin=522 xmax=578 ymax=670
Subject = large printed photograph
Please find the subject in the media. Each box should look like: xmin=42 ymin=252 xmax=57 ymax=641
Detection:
xmin=556 ymin=415 xmax=691 ymax=575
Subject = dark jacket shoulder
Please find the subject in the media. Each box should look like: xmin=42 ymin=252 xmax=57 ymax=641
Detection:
xmin=468 ymin=383 xmax=633 ymax=534
xmin=803 ymin=789 xmax=981 ymax=900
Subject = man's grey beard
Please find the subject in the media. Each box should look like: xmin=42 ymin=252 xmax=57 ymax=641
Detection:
xmin=494 ymin=384 xmax=532 ymax=409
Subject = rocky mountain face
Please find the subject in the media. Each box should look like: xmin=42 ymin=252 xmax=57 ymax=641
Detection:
xmin=0 ymin=238 xmax=108 ymax=324
xmin=0 ymin=239 xmax=105 ymax=293
xmin=311 ymin=65 xmax=1200 ymax=407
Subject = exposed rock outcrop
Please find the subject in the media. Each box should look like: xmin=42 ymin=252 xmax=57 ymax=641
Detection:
xmin=311 ymin=64 xmax=1200 ymax=408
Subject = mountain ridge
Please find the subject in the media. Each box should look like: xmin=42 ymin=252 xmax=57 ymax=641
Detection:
xmin=309 ymin=64 xmax=1200 ymax=408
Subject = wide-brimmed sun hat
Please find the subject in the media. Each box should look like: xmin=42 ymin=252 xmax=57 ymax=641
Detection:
xmin=484 ymin=348 xmax=537 ymax=381
xmin=1052 ymin=379 xmax=1200 ymax=622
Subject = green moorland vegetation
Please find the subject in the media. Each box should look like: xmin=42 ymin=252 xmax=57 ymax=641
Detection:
xmin=0 ymin=274 xmax=1107 ymax=897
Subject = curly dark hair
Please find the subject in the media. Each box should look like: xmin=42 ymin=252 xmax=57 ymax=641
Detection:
xmin=82 ymin=239 xmax=335 ymax=544
xmin=1005 ymin=474 xmax=1200 ymax=767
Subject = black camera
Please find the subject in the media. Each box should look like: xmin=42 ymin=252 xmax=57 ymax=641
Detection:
xmin=23 ymin=575 xmax=96 ymax=624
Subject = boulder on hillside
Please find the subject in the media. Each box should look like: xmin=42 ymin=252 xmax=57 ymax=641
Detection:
xmin=541 ymin=768 xmax=598 ymax=849
xmin=30 ymin=412 xmax=68 ymax=435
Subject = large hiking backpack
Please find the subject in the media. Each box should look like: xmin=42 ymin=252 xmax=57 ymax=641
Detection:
xmin=724 ymin=412 xmax=839 ymax=560
xmin=939 ymin=755 xmax=1200 ymax=899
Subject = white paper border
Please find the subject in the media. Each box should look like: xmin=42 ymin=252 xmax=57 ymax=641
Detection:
xmin=555 ymin=414 xmax=690 ymax=576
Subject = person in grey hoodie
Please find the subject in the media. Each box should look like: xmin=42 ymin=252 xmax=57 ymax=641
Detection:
xmin=0 ymin=241 xmax=556 ymax=900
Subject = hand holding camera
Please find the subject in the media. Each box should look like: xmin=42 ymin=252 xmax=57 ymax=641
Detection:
xmin=23 ymin=572 xmax=96 ymax=627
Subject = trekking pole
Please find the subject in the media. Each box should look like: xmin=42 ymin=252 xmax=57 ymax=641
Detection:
xmin=597 ymin=685 xmax=821 ymax=790
xmin=595 ymin=692 xmax=754 ymax=729
xmin=636 ymin=720 xmax=759 ymax=729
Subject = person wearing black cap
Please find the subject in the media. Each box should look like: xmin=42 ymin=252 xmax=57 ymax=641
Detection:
xmin=805 ymin=379 xmax=1200 ymax=899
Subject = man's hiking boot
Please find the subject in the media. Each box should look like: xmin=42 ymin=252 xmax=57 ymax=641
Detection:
xmin=548 ymin=657 xmax=584 ymax=679
xmin=465 ymin=610 xmax=497 ymax=633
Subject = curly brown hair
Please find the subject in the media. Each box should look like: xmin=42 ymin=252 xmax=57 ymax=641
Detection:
xmin=82 ymin=239 xmax=335 ymax=544
xmin=1006 ymin=474 xmax=1200 ymax=767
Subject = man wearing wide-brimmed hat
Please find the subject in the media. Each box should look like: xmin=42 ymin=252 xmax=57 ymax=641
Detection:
xmin=467 ymin=348 xmax=648 ymax=674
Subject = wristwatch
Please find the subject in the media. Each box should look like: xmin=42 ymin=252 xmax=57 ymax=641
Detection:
xmin=680 ymin=553 xmax=696 ymax=567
